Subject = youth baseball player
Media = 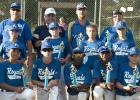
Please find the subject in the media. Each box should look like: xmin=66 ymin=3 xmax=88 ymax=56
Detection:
xmin=112 ymin=21 xmax=135 ymax=66
xmin=31 ymin=42 xmax=61 ymax=100
xmin=42 ymin=22 xmax=71 ymax=100
xmin=0 ymin=43 xmax=35 ymax=100
xmin=116 ymin=47 xmax=140 ymax=100
xmin=0 ymin=26 xmax=26 ymax=63
xmin=92 ymin=46 xmax=118 ymax=100
xmin=79 ymin=24 xmax=103 ymax=69
xmin=64 ymin=47 xmax=92 ymax=100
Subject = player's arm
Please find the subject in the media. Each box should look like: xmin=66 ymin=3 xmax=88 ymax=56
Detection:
xmin=116 ymin=82 xmax=133 ymax=92
xmin=47 ymin=80 xmax=59 ymax=90
xmin=0 ymin=83 xmax=24 ymax=93
xmin=31 ymin=80 xmax=44 ymax=88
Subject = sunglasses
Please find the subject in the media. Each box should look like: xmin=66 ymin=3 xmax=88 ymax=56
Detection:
xmin=42 ymin=48 xmax=53 ymax=52
xmin=118 ymin=28 xmax=125 ymax=30
xmin=11 ymin=9 xmax=21 ymax=12
xmin=50 ymin=27 xmax=59 ymax=30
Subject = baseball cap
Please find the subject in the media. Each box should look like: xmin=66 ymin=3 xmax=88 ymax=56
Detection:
xmin=44 ymin=8 xmax=56 ymax=16
xmin=10 ymin=2 xmax=21 ymax=9
xmin=76 ymin=2 xmax=87 ymax=10
xmin=41 ymin=42 xmax=53 ymax=50
xmin=128 ymin=47 xmax=140 ymax=55
xmin=48 ymin=22 xmax=59 ymax=30
xmin=98 ymin=46 xmax=110 ymax=53
xmin=73 ymin=47 xmax=84 ymax=54
xmin=116 ymin=21 xmax=127 ymax=29
xmin=112 ymin=9 xmax=123 ymax=15
xmin=9 ymin=26 xmax=19 ymax=32
xmin=8 ymin=43 xmax=21 ymax=51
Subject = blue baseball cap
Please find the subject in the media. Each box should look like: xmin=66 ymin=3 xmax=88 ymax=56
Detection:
xmin=8 ymin=43 xmax=21 ymax=51
xmin=116 ymin=21 xmax=127 ymax=29
xmin=10 ymin=2 xmax=21 ymax=9
xmin=9 ymin=26 xmax=19 ymax=32
xmin=48 ymin=22 xmax=59 ymax=30
xmin=98 ymin=46 xmax=110 ymax=53
xmin=128 ymin=47 xmax=140 ymax=55
xmin=41 ymin=42 xmax=53 ymax=50
xmin=73 ymin=47 xmax=83 ymax=53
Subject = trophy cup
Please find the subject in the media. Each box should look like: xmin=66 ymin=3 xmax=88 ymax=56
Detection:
xmin=44 ymin=67 xmax=49 ymax=90
xmin=77 ymin=33 xmax=84 ymax=47
xmin=106 ymin=62 xmax=113 ymax=84
xmin=105 ymin=30 xmax=111 ymax=49
xmin=21 ymin=67 xmax=28 ymax=87
xmin=132 ymin=66 xmax=138 ymax=87
xmin=57 ymin=41 xmax=64 ymax=59
xmin=70 ymin=64 xmax=78 ymax=86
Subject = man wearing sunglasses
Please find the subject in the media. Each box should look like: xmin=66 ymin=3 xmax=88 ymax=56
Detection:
xmin=100 ymin=9 xmax=135 ymax=46
xmin=31 ymin=42 xmax=61 ymax=100
xmin=0 ymin=2 xmax=33 ymax=67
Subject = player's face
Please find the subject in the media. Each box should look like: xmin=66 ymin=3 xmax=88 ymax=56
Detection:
xmin=86 ymin=27 xmax=97 ymax=38
xmin=8 ymin=49 xmax=20 ymax=60
xmin=9 ymin=30 xmax=19 ymax=39
xmin=76 ymin=8 xmax=87 ymax=20
xmin=49 ymin=27 xmax=60 ymax=37
xmin=72 ymin=52 xmax=84 ymax=66
xmin=44 ymin=14 xmax=56 ymax=24
xmin=99 ymin=51 xmax=111 ymax=61
xmin=117 ymin=28 xmax=126 ymax=37
xmin=41 ymin=48 xmax=53 ymax=58
xmin=128 ymin=54 xmax=139 ymax=64
xmin=10 ymin=8 xmax=21 ymax=21
xmin=113 ymin=14 xmax=123 ymax=25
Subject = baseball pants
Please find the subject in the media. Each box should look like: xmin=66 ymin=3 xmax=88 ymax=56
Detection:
xmin=116 ymin=92 xmax=140 ymax=100
xmin=36 ymin=86 xmax=58 ymax=100
xmin=68 ymin=92 xmax=89 ymax=100
xmin=93 ymin=86 xmax=115 ymax=100
xmin=0 ymin=88 xmax=35 ymax=100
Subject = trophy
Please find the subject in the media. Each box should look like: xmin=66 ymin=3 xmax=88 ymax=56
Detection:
xmin=77 ymin=33 xmax=84 ymax=47
xmin=21 ymin=67 xmax=28 ymax=87
xmin=44 ymin=67 xmax=49 ymax=90
xmin=106 ymin=62 xmax=113 ymax=84
xmin=70 ymin=64 xmax=78 ymax=86
xmin=105 ymin=30 xmax=111 ymax=49
xmin=57 ymin=41 xmax=64 ymax=59
xmin=132 ymin=66 xmax=138 ymax=87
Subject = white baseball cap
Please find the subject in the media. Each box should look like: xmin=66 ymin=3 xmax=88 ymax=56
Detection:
xmin=44 ymin=8 xmax=56 ymax=16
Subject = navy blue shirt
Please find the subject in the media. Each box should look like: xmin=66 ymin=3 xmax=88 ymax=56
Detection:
xmin=0 ymin=61 xmax=24 ymax=88
xmin=116 ymin=63 xmax=140 ymax=96
xmin=32 ymin=58 xmax=61 ymax=82
xmin=0 ymin=18 xmax=33 ymax=45
xmin=92 ymin=58 xmax=118 ymax=83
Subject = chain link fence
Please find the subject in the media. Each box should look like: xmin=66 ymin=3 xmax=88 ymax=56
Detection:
xmin=0 ymin=0 xmax=139 ymax=47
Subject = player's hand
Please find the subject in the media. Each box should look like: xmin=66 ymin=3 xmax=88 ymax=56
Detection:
xmin=59 ymin=58 xmax=66 ymax=63
xmin=135 ymin=86 xmax=140 ymax=92
xmin=24 ymin=56 xmax=32 ymax=67
xmin=106 ymin=83 xmax=114 ymax=90
xmin=15 ymin=87 xmax=24 ymax=93
xmin=35 ymin=40 xmax=42 ymax=47
xmin=123 ymin=85 xmax=133 ymax=92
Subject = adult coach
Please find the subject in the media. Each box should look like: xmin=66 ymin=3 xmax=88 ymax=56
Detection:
xmin=0 ymin=2 xmax=33 ymax=66
xmin=67 ymin=2 xmax=99 ymax=50
xmin=33 ymin=8 xmax=65 ymax=58
xmin=100 ymin=9 xmax=135 ymax=44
